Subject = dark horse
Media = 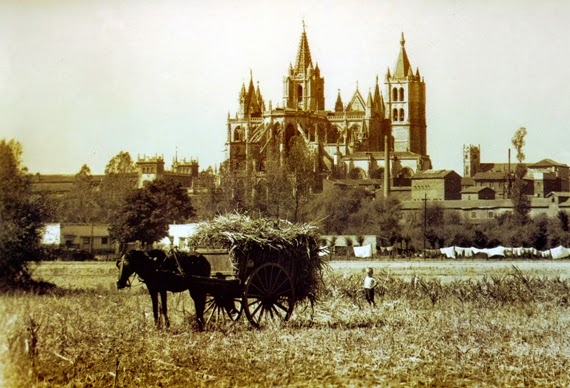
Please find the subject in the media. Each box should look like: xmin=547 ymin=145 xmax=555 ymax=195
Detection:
xmin=117 ymin=249 xmax=211 ymax=329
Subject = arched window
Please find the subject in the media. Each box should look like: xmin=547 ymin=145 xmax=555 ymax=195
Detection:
xmin=234 ymin=127 xmax=243 ymax=142
xmin=399 ymin=108 xmax=405 ymax=121
xmin=297 ymin=85 xmax=303 ymax=107
xmin=392 ymin=88 xmax=398 ymax=101
xmin=399 ymin=87 xmax=405 ymax=101
xmin=393 ymin=109 xmax=398 ymax=122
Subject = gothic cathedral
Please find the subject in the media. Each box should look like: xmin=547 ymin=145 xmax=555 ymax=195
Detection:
xmin=225 ymin=24 xmax=431 ymax=193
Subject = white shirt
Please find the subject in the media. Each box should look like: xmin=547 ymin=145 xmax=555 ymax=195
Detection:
xmin=364 ymin=275 xmax=376 ymax=289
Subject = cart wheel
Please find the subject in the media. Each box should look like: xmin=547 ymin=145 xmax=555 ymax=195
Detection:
xmin=244 ymin=263 xmax=295 ymax=328
xmin=204 ymin=294 xmax=243 ymax=327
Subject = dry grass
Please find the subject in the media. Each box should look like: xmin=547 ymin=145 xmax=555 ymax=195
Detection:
xmin=1 ymin=264 xmax=570 ymax=387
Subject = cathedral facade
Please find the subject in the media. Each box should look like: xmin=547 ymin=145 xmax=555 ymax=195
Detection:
xmin=225 ymin=25 xmax=431 ymax=193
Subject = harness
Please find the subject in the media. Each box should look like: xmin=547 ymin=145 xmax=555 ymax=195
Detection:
xmin=118 ymin=254 xmax=132 ymax=288
xmin=169 ymin=248 xmax=186 ymax=277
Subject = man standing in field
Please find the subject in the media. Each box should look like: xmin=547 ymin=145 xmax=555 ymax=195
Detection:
xmin=364 ymin=267 xmax=377 ymax=307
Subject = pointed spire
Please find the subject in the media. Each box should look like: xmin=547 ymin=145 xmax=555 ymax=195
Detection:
xmin=256 ymin=81 xmax=262 ymax=100
xmin=373 ymin=75 xmax=381 ymax=108
xmin=393 ymin=32 xmax=411 ymax=79
xmin=334 ymin=89 xmax=344 ymax=112
xmin=366 ymin=88 xmax=373 ymax=107
xmin=294 ymin=22 xmax=313 ymax=74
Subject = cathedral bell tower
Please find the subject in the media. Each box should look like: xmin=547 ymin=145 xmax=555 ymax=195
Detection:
xmin=385 ymin=33 xmax=426 ymax=155
xmin=283 ymin=24 xmax=325 ymax=111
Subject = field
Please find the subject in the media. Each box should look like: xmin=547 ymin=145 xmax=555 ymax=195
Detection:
xmin=1 ymin=259 xmax=570 ymax=387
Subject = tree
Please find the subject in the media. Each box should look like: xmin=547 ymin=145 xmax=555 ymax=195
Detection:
xmin=0 ymin=139 xmax=49 ymax=289
xmin=306 ymin=185 xmax=370 ymax=234
xmin=348 ymin=197 xmax=402 ymax=242
xmin=286 ymin=136 xmax=314 ymax=222
xmin=104 ymin=151 xmax=137 ymax=175
xmin=262 ymin=160 xmax=294 ymax=220
xmin=99 ymin=152 xmax=137 ymax=222
xmin=109 ymin=178 xmax=195 ymax=249
xmin=511 ymin=127 xmax=531 ymax=224
xmin=59 ymin=164 xmax=102 ymax=223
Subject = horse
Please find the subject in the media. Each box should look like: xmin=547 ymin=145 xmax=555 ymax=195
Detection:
xmin=117 ymin=249 xmax=211 ymax=329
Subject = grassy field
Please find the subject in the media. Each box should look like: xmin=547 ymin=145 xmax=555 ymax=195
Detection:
xmin=1 ymin=260 xmax=570 ymax=387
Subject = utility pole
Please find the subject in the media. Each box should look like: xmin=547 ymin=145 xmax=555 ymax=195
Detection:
xmin=423 ymin=192 xmax=427 ymax=258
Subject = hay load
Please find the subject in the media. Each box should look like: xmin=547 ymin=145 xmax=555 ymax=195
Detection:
xmin=188 ymin=213 xmax=326 ymax=305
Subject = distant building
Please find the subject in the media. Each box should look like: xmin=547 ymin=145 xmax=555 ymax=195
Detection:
xmin=136 ymin=155 xmax=199 ymax=190
xmin=462 ymin=144 xmax=569 ymax=198
xmin=401 ymin=197 xmax=558 ymax=224
xmin=461 ymin=186 xmax=495 ymax=201
xmin=411 ymin=169 xmax=461 ymax=201
xmin=60 ymin=223 xmax=114 ymax=253
xmin=30 ymin=174 xmax=104 ymax=196
xmin=30 ymin=154 xmax=202 ymax=195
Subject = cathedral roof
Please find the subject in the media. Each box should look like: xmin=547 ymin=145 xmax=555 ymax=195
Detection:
xmin=346 ymin=88 xmax=366 ymax=111
xmin=392 ymin=32 xmax=412 ymax=80
xmin=294 ymin=23 xmax=313 ymax=74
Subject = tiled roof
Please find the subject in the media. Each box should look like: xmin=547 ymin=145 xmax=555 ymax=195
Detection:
xmin=412 ymin=169 xmax=457 ymax=179
xmin=473 ymin=171 xmax=507 ymax=181
xmin=528 ymin=158 xmax=568 ymax=168
xmin=61 ymin=224 xmax=111 ymax=237
xmin=401 ymin=197 xmax=550 ymax=210
xmin=461 ymin=186 xmax=495 ymax=194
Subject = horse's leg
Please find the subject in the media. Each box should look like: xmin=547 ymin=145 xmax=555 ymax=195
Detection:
xmin=160 ymin=290 xmax=170 ymax=328
xmin=149 ymin=290 xmax=160 ymax=328
xmin=190 ymin=288 xmax=206 ymax=331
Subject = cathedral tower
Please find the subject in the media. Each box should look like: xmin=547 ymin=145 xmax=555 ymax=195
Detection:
xmin=385 ymin=33 xmax=426 ymax=155
xmin=283 ymin=24 xmax=325 ymax=111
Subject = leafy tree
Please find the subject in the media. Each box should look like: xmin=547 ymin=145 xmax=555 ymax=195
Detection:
xmin=548 ymin=211 xmax=570 ymax=247
xmin=306 ymin=185 xmax=370 ymax=234
xmin=511 ymin=127 xmax=530 ymax=224
xmin=0 ymin=139 xmax=49 ymax=289
xmin=286 ymin=136 xmax=314 ymax=222
xmin=59 ymin=164 xmax=102 ymax=223
xmin=109 ymin=178 xmax=195 ymax=249
xmin=104 ymin=151 xmax=137 ymax=175
xmin=193 ymin=162 xmax=238 ymax=219
xmin=348 ymin=197 xmax=402 ymax=243
xmin=558 ymin=210 xmax=570 ymax=232
xmin=99 ymin=152 xmax=137 ymax=222
xmin=262 ymin=160 xmax=294 ymax=220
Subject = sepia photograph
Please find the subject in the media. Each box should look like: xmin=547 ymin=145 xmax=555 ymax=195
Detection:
xmin=1 ymin=0 xmax=570 ymax=386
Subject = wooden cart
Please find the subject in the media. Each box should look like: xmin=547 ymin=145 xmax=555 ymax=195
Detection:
xmin=186 ymin=214 xmax=324 ymax=329
xmin=192 ymin=248 xmax=298 ymax=328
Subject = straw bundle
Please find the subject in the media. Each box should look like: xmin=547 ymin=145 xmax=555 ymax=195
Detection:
xmin=188 ymin=213 xmax=326 ymax=304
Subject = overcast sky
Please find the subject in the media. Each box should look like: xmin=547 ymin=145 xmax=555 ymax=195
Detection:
xmin=1 ymin=0 xmax=569 ymax=175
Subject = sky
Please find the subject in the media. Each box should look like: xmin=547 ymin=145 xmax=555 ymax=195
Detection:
xmin=1 ymin=0 xmax=569 ymax=175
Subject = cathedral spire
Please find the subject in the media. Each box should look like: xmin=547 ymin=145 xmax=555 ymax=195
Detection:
xmin=294 ymin=22 xmax=313 ymax=74
xmin=393 ymin=32 xmax=411 ymax=80
xmin=334 ymin=89 xmax=344 ymax=112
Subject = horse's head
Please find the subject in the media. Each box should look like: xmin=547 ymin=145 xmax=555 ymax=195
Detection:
xmin=116 ymin=251 xmax=136 ymax=289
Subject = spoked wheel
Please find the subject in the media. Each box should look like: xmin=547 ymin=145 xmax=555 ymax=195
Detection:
xmin=243 ymin=263 xmax=295 ymax=329
xmin=204 ymin=293 xmax=243 ymax=328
